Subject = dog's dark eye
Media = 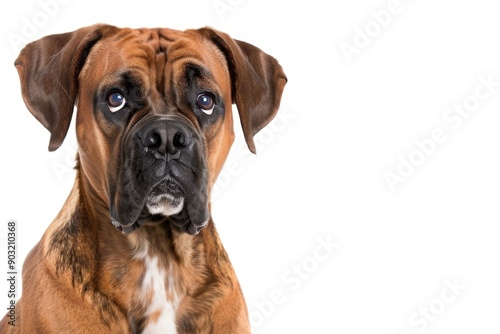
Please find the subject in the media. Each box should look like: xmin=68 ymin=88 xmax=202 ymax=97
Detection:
xmin=196 ymin=93 xmax=215 ymax=115
xmin=107 ymin=92 xmax=126 ymax=112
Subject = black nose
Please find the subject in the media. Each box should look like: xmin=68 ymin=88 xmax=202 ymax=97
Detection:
xmin=139 ymin=120 xmax=192 ymax=155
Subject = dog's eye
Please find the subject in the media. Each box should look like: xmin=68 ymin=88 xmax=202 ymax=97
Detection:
xmin=196 ymin=93 xmax=215 ymax=115
xmin=107 ymin=92 xmax=126 ymax=112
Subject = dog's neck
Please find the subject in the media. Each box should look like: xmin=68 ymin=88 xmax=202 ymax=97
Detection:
xmin=42 ymin=167 xmax=225 ymax=331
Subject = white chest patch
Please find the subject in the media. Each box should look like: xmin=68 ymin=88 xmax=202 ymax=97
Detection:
xmin=141 ymin=256 xmax=178 ymax=334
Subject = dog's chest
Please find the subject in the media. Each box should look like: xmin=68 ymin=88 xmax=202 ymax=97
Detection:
xmin=140 ymin=255 xmax=179 ymax=333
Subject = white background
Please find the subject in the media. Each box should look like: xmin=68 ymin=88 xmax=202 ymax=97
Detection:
xmin=1 ymin=0 xmax=500 ymax=333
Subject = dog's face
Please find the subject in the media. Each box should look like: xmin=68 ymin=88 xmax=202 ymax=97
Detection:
xmin=15 ymin=25 xmax=286 ymax=234
xmin=76 ymin=28 xmax=236 ymax=234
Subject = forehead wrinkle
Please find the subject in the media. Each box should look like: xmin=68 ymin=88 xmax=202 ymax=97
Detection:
xmin=131 ymin=29 xmax=181 ymax=98
xmin=95 ymin=33 xmax=165 ymax=101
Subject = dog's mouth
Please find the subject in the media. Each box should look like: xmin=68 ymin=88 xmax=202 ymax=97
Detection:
xmin=146 ymin=176 xmax=185 ymax=216
xmin=111 ymin=174 xmax=209 ymax=235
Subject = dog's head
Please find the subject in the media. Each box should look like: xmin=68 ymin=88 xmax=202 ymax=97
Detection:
xmin=15 ymin=24 xmax=286 ymax=234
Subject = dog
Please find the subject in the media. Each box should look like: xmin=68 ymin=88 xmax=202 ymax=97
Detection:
xmin=0 ymin=24 xmax=286 ymax=333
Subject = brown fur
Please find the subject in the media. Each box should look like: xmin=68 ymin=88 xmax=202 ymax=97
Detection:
xmin=0 ymin=25 xmax=286 ymax=333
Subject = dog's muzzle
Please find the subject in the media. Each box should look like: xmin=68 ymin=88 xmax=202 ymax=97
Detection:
xmin=110 ymin=115 xmax=209 ymax=235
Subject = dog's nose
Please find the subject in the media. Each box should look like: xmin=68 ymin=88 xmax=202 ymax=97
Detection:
xmin=139 ymin=120 xmax=192 ymax=155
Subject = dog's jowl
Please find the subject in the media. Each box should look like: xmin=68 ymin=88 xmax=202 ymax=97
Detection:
xmin=0 ymin=24 xmax=286 ymax=333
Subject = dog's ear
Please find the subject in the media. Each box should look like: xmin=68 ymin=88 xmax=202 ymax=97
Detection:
xmin=197 ymin=28 xmax=287 ymax=154
xmin=14 ymin=25 xmax=111 ymax=151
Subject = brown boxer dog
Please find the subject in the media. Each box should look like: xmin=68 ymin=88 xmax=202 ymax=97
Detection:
xmin=0 ymin=24 xmax=286 ymax=333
